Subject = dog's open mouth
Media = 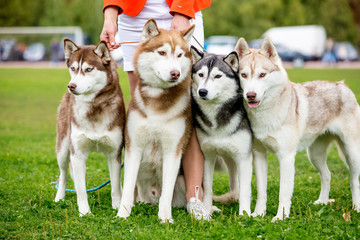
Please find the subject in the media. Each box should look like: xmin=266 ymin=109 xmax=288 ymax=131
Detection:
xmin=247 ymin=101 xmax=260 ymax=108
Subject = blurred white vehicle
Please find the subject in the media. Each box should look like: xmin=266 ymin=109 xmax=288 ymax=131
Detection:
xmin=262 ymin=25 xmax=327 ymax=60
xmin=23 ymin=43 xmax=46 ymax=61
xmin=205 ymin=35 xmax=238 ymax=55
xmin=333 ymin=41 xmax=359 ymax=61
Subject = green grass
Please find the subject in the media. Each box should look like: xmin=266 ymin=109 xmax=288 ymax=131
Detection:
xmin=0 ymin=67 xmax=360 ymax=239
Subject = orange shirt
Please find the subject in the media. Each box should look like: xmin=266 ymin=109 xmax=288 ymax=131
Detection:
xmin=103 ymin=0 xmax=211 ymax=19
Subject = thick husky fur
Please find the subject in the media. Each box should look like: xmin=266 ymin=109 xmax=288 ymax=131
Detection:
xmin=191 ymin=47 xmax=253 ymax=215
xmin=116 ymin=19 xmax=194 ymax=223
xmin=236 ymin=37 xmax=360 ymax=221
xmin=55 ymin=39 xmax=125 ymax=216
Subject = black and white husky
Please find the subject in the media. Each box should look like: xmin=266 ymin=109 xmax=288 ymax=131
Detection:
xmin=191 ymin=47 xmax=253 ymax=215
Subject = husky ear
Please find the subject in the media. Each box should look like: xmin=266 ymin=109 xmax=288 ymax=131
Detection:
xmin=94 ymin=41 xmax=111 ymax=64
xmin=224 ymin=51 xmax=239 ymax=73
xmin=141 ymin=18 xmax=160 ymax=42
xmin=235 ymin=38 xmax=250 ymax=59
xmin=260 ymin=37 xmax=279 ymax=60
xmin=64 ymin=38 xmax=79 ymax=60
xmin=181 ymin=25 xmax=195 ymax=43
xmin=190 ymin=46 xmax=204 ymax=63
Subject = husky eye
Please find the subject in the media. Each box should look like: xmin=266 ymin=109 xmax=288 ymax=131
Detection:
xmin=158 ymin=51 xmax=166 ymax=56
xmin=177 ymin=53 xmax=183 ymax=58
xmin=198 ymin=73 xmax=204 ymax=77
xmin=214 ymin=74 xmax=222 ymax=79
xmin=86 ymin=68 xmax=93 ymax=72
xmin=241 ymin=73 xmax=247 ymax=78
xmin=70 ymin=67 xmax=76 ymax=71
xmin=259 ymin=73 xmax=266 ymax=78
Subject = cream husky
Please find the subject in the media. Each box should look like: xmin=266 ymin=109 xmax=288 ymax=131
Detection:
xmin=236 ymin=37 xmax=360 ymax=221
xmin=55 ymin=39 xmax=125 ymax=216
xmin=116 ymin=19 xmax=194 ymax=223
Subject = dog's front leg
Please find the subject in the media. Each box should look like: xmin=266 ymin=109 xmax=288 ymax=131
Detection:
xmin=71 ymin=152 xmax=91 ymax=216
xmin=158 ymin=152 xmax=182 ymax=223
xmin=238 ymin=152 xmax=253 ymax=216
xmin=116 ymin=148 xmax=142 ymax=219
xmin=222 ymin=157 xmax=239 ymax=195
xmin=202 ymin=153 xmax=216 ymax=212
xmin=272 ymin=151 xmax=296 ymax=222
xmin=106 ymin=152 xmax=122 ymax=210
xmin=55 ymin=141 xmax=70 ymax=202
xmin=252 ymin=142 xmax=268 ymax=217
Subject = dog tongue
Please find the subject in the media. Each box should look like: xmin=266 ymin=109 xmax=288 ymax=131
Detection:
xmin=248 ymin=101 xmax=260 ymax=108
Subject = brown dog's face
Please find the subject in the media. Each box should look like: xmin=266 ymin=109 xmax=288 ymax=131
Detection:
xmin=63 ymin=39 xmax=111 ymax=95
xmin=133 ymin=19 xmax=195 ymax=88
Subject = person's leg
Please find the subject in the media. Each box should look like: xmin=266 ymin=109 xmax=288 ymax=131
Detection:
xmin=183 ymin=130 xmax=204 ymax=201
xmin=184 ymin=130 xmax=210 ymax=220
xmin=184 ymin=13 xmax=209 ymax=219
xmin=127 ymin=71 xmax=137 ymax=95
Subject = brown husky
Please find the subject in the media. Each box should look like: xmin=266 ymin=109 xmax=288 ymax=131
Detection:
xmin=55 ymin=39 xmax=125 ymax=216
xmin=116 ymin=19 xmax=194 ymax=223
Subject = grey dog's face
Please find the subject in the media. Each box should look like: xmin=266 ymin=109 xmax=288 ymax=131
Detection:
xmin=191 ymin=49 xmax=240 ymax=102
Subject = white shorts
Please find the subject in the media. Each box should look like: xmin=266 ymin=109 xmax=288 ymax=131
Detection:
xmin=117 ymin=0 xmax=204 ymax=71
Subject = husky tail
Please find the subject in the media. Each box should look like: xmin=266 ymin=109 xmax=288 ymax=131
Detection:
xmin=212 ymin=191 xmax=239 ymax=204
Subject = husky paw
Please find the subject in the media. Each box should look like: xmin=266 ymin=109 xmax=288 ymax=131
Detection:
xmin=239 ymin=209 xmax=251 ymax=216
xmin=271 ymin=213 xmax=289 ymax=222
xmin=54 ymin=191 xmax=65 ymax=202
xmin=271 ymin=215 xmax=283 ymax=222
xmin=314 ymin=199 xmax=328 ymax=205
xmin=160 ymin=218 xmax=174 ymax=224
xmin=78 ymin=203 xmax=91 ymax=217
xmin=116 ymin=206 xmax=131 ymax=219
xmin=353 ymin=204 xmax=360 ymax=213
xmin=79 ymin=210 xmax=92 ymax=217
xmin=112 ymin=197 xmax=121 ymax=210
xmin=54 ymin=196 xmax=64 ymax=202
xmin=211 ymin=205 xmax=221 ymax=213
xmin=251 ymin=208 xmax=266 ymax=218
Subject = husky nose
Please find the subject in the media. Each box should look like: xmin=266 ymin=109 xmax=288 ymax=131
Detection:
xmin=198 ymin=88 xmax=208 ymax=97
xmin=246 ymin=91 xmax=257 ymax=101
xmin=170 ymin=70 xmax=180 ymax=80
xmin=68 ymin=83 xmax=77 ymax=91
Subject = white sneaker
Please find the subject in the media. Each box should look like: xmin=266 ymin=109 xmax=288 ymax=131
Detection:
xmin=186 ymin=186 xmax=211 ymax=221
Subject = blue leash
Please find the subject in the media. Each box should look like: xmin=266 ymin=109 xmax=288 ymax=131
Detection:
xmin=54 ymin=179 xmax=111 ymax=193
xmin=53 ymin=162 xmax=124 ymax=193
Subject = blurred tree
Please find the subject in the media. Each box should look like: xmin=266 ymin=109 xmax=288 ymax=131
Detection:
xmin=39 ymin=0 xmax=104 ymax=44
xmin=0 ymin=0 xmax=103 ymax=44
xmin=316 ymin=0 xmax=358 ymax=44
xmin=0 ymin=0 xmax=358 ymax=48
xmin=349 ymin=0 xmax=360 ymax=48
xmin=0 ymin=0 xmax=43 ymax=26
xmin=202 ymin=0 xmax=359 ymax=48
xmin=203 ymin=0 xmax=283 ymax=40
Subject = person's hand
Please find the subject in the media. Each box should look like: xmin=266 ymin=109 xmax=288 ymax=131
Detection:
xmin=170 ymin=13 xmax=191 ymax=31
xmin=100 ymin=6 xmax=121 ymax=51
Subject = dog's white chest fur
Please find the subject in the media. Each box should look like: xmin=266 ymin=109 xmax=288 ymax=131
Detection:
xmin=197 ymin=105 xmax=248 ymax=155
xmin=127 ymin=108 xmax=186 ymax=150
xmin=71 ymin=98 xmax=121 ymax=153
